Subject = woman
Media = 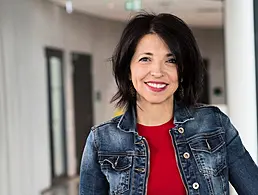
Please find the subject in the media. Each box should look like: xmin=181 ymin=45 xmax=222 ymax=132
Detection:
xmin=79 ymin=13 xmax=258 ymax=195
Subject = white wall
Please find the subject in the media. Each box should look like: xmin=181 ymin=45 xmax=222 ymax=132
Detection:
xmin=0 ymin=0 xmax=124 ymax=194
xmin=0 ymin=16 xmax=9 ymax=195
xmin=0 ymin=1 xmax=52 ymax=194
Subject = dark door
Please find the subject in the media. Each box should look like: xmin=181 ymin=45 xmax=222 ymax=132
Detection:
xmin=72 ymin=52 xmax=94 ymax=174
xmin=45 ymin=48 xmax=67 ymax=184
xmin=199 ymin=59 xmax=210 ymax=104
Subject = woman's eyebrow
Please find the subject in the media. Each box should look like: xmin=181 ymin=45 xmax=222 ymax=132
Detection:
xmin=138 ymin=52 xmax=153 ymax=56
xmin=167 ymin=53 xmax=175 ymax=57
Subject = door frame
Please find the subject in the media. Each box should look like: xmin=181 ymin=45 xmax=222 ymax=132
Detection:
xmin=45 ymin=47 xmax=68 ymax=184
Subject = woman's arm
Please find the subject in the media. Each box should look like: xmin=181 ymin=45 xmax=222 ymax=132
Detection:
xmin=79 ymin=130 xmax=109 ymax=195
xmin=219 ymin=111 xmax=258 ymax=195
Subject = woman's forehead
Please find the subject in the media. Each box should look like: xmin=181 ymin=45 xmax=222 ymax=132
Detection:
xmin=134 ymin=34 xmax=172 ymax=55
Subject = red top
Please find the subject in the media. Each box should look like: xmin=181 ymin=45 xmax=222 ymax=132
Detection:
xmin=137 ymin=119 xmax=186 ymax=195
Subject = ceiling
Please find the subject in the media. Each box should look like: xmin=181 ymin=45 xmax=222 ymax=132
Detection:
xmin=49 ymin=0 xmax=223 ymax=28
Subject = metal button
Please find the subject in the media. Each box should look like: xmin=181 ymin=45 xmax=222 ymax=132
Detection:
xmin=135 ymin=168 xmax=145 ymax=172
xmin=193 ymin=182 xmax=199 ymax=190
xmin=178 ymin=127 xmax=184 ymax=134
xmin=135 ymin=140 xmax=144 ymax=145
xmin=183 ymin=152 xmax=190 ymax=159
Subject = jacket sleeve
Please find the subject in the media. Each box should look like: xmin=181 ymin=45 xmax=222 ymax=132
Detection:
xmin=79 ymin=129 xmax=109 ymax=195
xmin=219 ymin=111 xmax=258 ymax=195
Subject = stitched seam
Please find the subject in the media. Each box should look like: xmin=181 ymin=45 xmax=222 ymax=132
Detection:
xmin=92 ymin=116 xmax=122 ymax=131
xmin=225 ymin=133 xmax=238 ymax=147
xmin=173 ymin=142 xmax=190 ymax=193
xmin=130 ymin=155 xmax=135 ymax=195
xmin=92 ymin=128 xmax=99 ymax=151
xmin=186 ymin=130 xmax=225 ymax=142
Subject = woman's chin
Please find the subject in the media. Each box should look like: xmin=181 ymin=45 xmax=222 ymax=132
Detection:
xmin=139 ymin=96 xmax=172 ymax=105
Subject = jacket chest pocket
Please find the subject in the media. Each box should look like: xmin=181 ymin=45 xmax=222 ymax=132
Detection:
xmin=188 ymin=130 xmax=226 ymax=176
xmin=99 ymin=155 xmax=132 ymax=195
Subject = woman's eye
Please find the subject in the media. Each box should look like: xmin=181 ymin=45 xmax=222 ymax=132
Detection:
xmin=167 ymin=58 xmax=177 ymax=64
xmin=139 ymin=57 xmax=151 ymax=62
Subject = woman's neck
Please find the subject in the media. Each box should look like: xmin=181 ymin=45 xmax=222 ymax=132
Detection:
xmin=136 ymin=98 xmax=174 ymax=126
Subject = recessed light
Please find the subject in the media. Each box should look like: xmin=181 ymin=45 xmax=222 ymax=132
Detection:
xmin=66 ymin=0 xmax=73 ymax=14
xmin=125 ymin=0 xmax=142 ymax=11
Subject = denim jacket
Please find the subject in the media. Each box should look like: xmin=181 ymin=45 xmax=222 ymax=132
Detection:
xmin=79 ymin=103 xmax=258 ymax=195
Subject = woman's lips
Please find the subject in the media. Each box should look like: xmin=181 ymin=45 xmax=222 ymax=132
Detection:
xmin=145 ymin=82 xmax=168 ymax=92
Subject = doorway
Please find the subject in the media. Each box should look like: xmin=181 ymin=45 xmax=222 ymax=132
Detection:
xmin=72 ymin=52 xmax=94 ymax=174
xmin=45 ymin=48 xmax=67 ymax=184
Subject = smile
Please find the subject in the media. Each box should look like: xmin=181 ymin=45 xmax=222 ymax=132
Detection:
xmin=146 ymin=82 xmax=166 ymax=88
xmin=145 ymin=82 xmax=168 ymax=92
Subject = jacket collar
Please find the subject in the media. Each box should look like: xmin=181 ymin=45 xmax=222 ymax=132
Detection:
xmin=117 ymin=101 xmax=194 ymax=133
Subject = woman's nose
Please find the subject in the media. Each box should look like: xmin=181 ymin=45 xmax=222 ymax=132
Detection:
xmin=150 ymin=62 xmax=164 ymax=77
xmin=150 ymin=71 xmax=164 ymax=77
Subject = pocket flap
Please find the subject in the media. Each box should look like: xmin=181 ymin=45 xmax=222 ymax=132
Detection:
xmin=99 ymin=155 xmax=132 ymax=171
xmin=189 ymin=131 xmax=225 ymax=153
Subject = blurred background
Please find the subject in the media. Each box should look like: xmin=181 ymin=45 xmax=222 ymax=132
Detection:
xmin=0 ymin=0 xmax=258 ymax=195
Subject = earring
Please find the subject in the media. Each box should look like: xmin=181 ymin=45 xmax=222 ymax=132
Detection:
xmin=180 ymin=85 xmax=184 ymax=98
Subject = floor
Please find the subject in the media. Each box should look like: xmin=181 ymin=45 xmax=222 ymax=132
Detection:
xmin=42 ymin=177 xmax=79 ymax=195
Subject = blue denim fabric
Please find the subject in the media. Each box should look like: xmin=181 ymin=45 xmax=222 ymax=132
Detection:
xmin=79 ymin=102 xmax=258 ymax=195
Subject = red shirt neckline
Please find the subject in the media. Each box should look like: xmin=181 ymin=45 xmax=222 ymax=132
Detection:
xmin=137 ymin=118 xmax=174 ymax=130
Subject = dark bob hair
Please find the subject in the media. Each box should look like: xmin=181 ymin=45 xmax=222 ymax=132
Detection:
xmin=111 ymin=12 xmax=204 ymax=109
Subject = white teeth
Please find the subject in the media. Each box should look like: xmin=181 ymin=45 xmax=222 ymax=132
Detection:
xmin=146 ymin=82 xmax=166 ymax=88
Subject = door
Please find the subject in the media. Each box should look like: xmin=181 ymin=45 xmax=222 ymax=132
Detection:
xmin=45 ymin=48 xmax=67 ymax=184
xmin=72 ymin=52 xmax=94 ymax=174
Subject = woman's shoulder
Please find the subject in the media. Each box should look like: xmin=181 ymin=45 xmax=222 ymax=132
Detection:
xmin=188 ymin=103 xmax=229 ymax=123
xmin=194 ymin=103 xmax=221 ymax=110
xmin=91 ymin=115 xmax=123 ymax=132
xmin=192 ymin=103 xmax=226 ymax=115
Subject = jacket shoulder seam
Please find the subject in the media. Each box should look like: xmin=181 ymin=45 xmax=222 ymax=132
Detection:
xmin=194 ymin=104 xmax=220 ymax=110
xmin=91 ymin=116 xmax=121 ymax=131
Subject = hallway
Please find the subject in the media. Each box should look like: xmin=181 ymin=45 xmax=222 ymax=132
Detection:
xmin=42 ymin=178 xmax=79 ymax=195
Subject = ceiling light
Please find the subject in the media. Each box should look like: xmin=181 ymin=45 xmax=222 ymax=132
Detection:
xmin=125 ymin=0 xmax=142 ymax=11
xmin=66 ymin=0 xmax=73 ymax=14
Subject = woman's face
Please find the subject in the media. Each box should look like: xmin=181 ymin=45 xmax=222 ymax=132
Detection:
xmin=130 ymin=34 xmax=179 ymax=105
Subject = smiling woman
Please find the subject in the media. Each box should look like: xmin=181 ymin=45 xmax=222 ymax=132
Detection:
xmin=79 ymin=12 xmax=258 ymax=195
